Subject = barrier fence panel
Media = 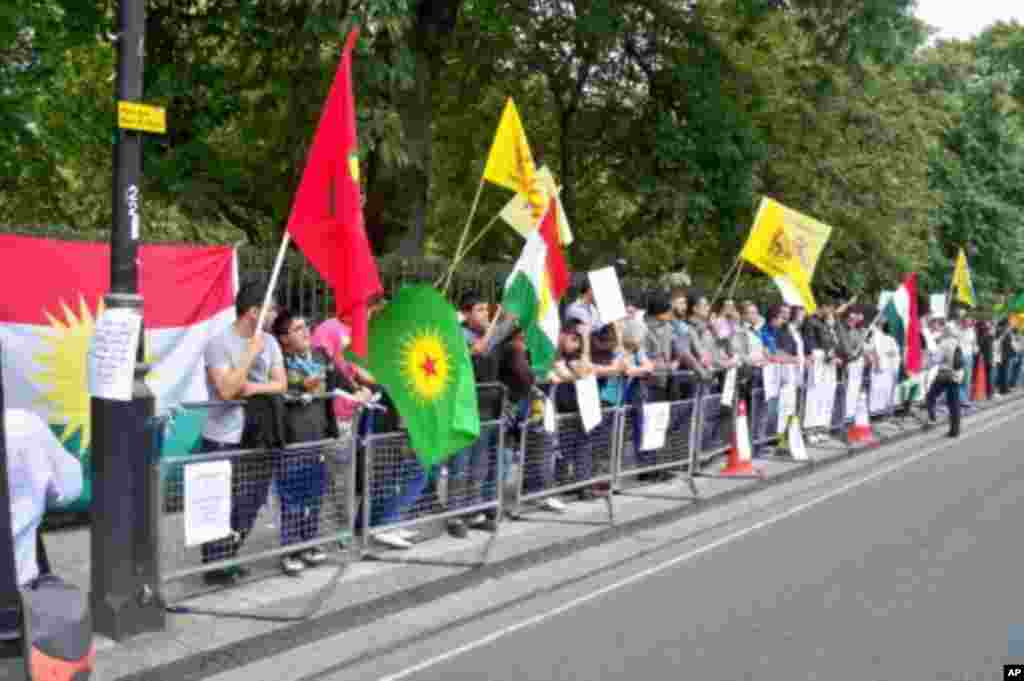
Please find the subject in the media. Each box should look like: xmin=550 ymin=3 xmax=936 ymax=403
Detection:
xmin=695 ymin=371 xmax=733 ymax=466
xmin=514 ymin=404 xmax=619 ymax=524
xmin=361 ymin=415 xmax=505 ymax=565
xmin=617 ymin=373 xmax=700 ymax=482
xmin=155 ymin=430 xmax=357 ymax=612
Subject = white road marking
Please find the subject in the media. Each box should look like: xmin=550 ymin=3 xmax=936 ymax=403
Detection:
xmin=375 ymin=409 xmax=1021 ymax=681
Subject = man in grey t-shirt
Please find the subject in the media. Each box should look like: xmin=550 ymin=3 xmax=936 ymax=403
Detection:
xmin=203 ymin=284 xmax=287 ymax=446
xmin=200 ymin=283 xmax=287 ymax=583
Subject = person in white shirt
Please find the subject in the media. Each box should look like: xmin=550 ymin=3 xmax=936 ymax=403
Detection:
xmin=4 ymin=409 xmax=82 ymax=588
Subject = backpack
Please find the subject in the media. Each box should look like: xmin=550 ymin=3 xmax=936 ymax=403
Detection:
xmin=0 ymin=344 xmax=94 ymax=680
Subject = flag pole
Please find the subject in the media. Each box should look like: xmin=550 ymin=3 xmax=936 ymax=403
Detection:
xmin=435 ymin=209 xmax=502 ymax=289
xmin=727 ymin=261 xmax=745 ymax=302
xmin=711 ymin=256 xmax=742 ymax=307
xmin=443 ymin=176 xmax=487 ymax=295
xmin=257 ymin=232 xmax=291 ymax=332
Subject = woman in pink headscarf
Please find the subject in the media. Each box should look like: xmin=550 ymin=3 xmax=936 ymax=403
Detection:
xmin=310 ymin=318 xmax=374 ymax=428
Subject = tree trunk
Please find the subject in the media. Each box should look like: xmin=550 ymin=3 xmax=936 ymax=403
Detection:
xmin=395 ymin=0 xmax=463 ymax=256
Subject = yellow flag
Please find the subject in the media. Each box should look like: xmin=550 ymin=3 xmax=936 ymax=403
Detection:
xmin=952 ymin=247 xmax=976 ymax=307
xmin=499 ymin=166 xmax=574 ymax=245
xmin=740 ymin=197 xmax=832 ymax=313
xmin=482 ymin=99 xmax=545 ymax=217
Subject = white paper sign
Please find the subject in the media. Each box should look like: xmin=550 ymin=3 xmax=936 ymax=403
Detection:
xmin=845 ymin=360 xmax=864 ymax=419
xmin=762 ymin=364 xmax=782 ymax=400
xmin=787 ymin=420 xmax=809 ymax=461
xmin=721 ymin=368 xmax=737 ymax=407
xmin=588 ymin=267 xmax=628 ymax=324
xmin=184 ymin=460 xmax=233 ymax=547
xmin=803 ymin=379 xmax=835 ymax=430
xmin=869 ymin=369 xmax=895 ymax=413
xmin=930 ymin=294 xmax=947 ymax=319
xmin=641 ymin=402 xmax=671 ymax=451
xmin=543 ymin=398 xmax=557 ymax=433
xmin=778 ymin=383 xmax=797 ymax=433
xmin=87 ymin=307 xmax=143 ymax=401
xmin=575 ymin=375 xmax=602 ymax=433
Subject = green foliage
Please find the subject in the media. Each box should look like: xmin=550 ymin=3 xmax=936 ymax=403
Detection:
xmin=4 ymin=3 xmax=1024 ymax=305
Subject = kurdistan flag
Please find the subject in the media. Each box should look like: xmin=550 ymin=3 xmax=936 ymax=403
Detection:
xmin=879 ymin=273 xmax=922 ymax=401
xmin=503 ymin=198 xmax=570 ymax=378
xmin=368 ymin=285 xmax=480 ymax=468
xmin=0 ymin=234 xmax=237 ymax=510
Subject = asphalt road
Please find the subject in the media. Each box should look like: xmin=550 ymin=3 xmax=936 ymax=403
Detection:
xmin=297 ymin=406 xmax=1024 ymax=681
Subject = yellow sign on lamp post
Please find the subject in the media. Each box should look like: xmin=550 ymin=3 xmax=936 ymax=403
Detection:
xmin=117 ymin=101 xmax=167 ymax=134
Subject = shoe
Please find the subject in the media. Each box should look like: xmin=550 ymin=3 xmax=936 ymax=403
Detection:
xmin=394 ymin=528 xmax=420 ymax=541
xmin=467 ymin=513 xmax=488 ymax=528
xmin=478 ymin=517 xmax=499 ymax=532
xmin=447 ymin=519 xmax=469 ymax=538
xmin=541 ymin=498 xmax=568 ymax=513
xmin=202 ymin=565 xmax=250 ymax=586
xmin=947 ymin=431 xmax=960 ymax=438
xmin=301 ymin=548 xmax=328 ymax=566
xmin=374 ymin=532 xmax=412 ymax=550
xmin=281 ymin=555 xmax=306 ymax=576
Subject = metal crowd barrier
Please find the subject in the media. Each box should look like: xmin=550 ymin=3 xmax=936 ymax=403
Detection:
xmin=360 ymin=383 xmax=507 ymax=566
xmin=617 ymin=371 xmax=701 ymax=495
xmin=513 ymin=391 xmax=620 ymax=524
xmin=152 ymin=397 xmax=358 ymax=618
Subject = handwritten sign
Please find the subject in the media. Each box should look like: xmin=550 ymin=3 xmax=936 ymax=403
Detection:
xmin=87 ymin=307 xmax=142 ymax=401
xmin=641 ymin=402 xmax=671 ymax=451
xmin=588 ymin=267 xmax=627 ymax=324
xmin=184 ymin=460 xmax=233 ymax=546
xmin=576 ymin=375 xmax=602 ymax=433
xmin=845 ymin=359 xmax=864 ymax=419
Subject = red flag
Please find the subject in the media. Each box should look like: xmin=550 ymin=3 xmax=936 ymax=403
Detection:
xmin=538 ymin=198 xmax=570 ymax=299
xmin=904 ymin=273 xmax=922 ymax=374
xmin=286 ymin=28 xmax=381 ymax=357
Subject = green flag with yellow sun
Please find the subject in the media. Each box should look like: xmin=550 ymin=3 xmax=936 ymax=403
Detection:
xmin=367 ymin=285 xmax=480 ymax=468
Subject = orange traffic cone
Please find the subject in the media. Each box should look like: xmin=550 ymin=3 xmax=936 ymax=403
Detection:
xmin=972 ymin=359 xmax=988 ymax=402
xmin=847 ymin=389 xmax=877 ymax=446
xmin=721 ymin=399 xmax=762 ymax=477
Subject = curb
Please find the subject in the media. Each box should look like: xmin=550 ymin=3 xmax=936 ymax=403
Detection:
xmin=115 ymin=395 xmax=1023 ymax=681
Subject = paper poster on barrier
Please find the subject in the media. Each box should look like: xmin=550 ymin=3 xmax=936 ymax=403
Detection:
xmin=803 ymin=379 xmax=834 ymax=430
xmin=641 ymin=402 xmax=671 ymax=451
xmin=811 ymin=350 xmax=826 ymax=386
xmin=721 ymin=368 xmax=737 ymax=407
xmin=184 ymin=460 xmax=233 ymax=547
xmin=845 ymin=360 xmax=864 ymax=419
xmin=778 ymin=383 xmax=797 ymax=433
xmin=543 ymin=398 xmax=557 ymax=433
xmin=869 ymin=369 xmax=895 ymax=413
xmin=576 ymin=375 xmax=602 ymax=433
xmin=763 ymin=364 xmax=782 ymax=400
xmin=588 ymin=267 xmax=628 ymax=323
xmin=930 ymin=293 xmax=947 ymax=319
xmin=787 ymin=420 xmax=809 ymax=461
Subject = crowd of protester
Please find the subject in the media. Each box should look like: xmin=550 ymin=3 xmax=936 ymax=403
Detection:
xmin=194 ymin=278 xmax=1024 ymax=583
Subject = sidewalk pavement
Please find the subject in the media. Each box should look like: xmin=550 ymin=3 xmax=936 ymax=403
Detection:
xmin=42 ymin=394 xmax=1019 ymax=681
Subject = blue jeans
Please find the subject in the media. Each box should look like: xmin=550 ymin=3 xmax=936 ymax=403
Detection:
xmin=448 ymin=431 xmax=495 ymax=509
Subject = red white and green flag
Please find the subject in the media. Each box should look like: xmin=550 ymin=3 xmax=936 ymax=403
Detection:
xmin=879 ymin=273 xmax=922 ymax=401
xmin=0 ymin=234 xmax=237 ymax=509
xmin=502 ymin=198 xmax=570 ymax=377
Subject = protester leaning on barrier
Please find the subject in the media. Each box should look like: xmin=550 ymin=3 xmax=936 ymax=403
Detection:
xmin=200 ymin=282 xmax=288 ymax=585
xmin=271 ymin=309 xmax=348 ymax=576
xmin=926 ymin=316 xmax=963 ymax=438
xmin=446 ymin=294 xmax=504 ymax=538
xmin=978 ymin=319 xmax=995 ymax=400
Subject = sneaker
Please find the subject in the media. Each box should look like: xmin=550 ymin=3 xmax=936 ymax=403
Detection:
xmin=447 ymin=519 xmax=469 ymax=538
xmin=467 ymin=513 xmax=488 ymax=528
xmin=394 ymin=528 xmax=420 ymax=541
xmin=374 ymin=532 xmax=412 ymax=550
xmin=301 ymin=548 xmax=328 ymax=566
xmin=202 ymin=565 xmax=250 ymax=586
xmin=281 ymin=555 xmax=305 ymax=576
xmin=541 ymin=498 xmax=568 ymax=513
xmin=478 ymin=516 xmax=499 ymax=532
